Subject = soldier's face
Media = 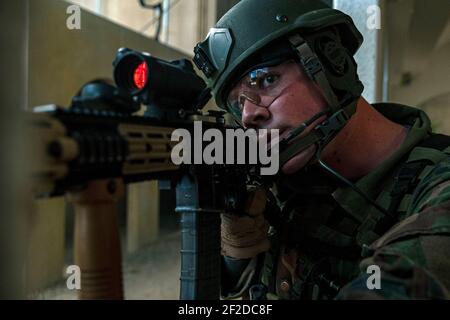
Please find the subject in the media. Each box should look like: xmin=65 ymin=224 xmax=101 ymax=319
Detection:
xmin=235 ymin=61 xmax=328 ymax=174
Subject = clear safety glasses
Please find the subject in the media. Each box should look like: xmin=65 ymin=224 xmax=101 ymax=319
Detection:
xmin=226 ymin=59 xmax=303 ymax=118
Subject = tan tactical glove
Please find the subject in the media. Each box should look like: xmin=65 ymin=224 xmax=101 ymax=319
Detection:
xmin=221 ymin=187 xmax=270 ymax=259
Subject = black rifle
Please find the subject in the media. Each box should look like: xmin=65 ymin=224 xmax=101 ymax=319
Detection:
xmin=29 ymin=48 xmax=256 ymax=300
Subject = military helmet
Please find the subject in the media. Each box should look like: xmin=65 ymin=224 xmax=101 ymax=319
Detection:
xmin=194 ymin=0 xmax=364 ymax=116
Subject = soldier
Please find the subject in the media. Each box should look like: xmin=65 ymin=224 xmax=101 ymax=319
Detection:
xmin=193 ymin=0 xmax=450 ymax=299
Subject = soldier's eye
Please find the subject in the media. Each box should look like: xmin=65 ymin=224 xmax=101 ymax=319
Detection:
xmin=261 ymin=74 xmax=279 ymax=89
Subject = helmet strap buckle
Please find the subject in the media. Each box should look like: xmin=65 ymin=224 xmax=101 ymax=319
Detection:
xmin=315 ymin=109 xmax=349 ymax=141
xmin=288 ymin=34 xmax=340 ymax=112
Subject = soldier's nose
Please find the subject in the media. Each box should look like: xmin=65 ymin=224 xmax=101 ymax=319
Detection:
xmin=241 ymin=100 xmax=270 ymax=129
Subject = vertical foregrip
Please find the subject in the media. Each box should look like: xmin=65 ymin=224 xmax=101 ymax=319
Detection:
xmin=68 ymin=179 xmax=124 ymax=300
xmin=179 ymin=211 xmax=221 ymax=300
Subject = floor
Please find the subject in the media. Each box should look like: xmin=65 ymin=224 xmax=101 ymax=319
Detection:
xmin=32 ymin=230 xmax=181 ymax=300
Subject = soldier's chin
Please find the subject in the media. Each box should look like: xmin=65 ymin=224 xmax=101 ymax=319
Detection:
xmin=281 ymin=145 xmax=317 ymax=175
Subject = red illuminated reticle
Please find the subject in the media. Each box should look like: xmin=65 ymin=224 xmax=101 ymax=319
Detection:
xmin=133 ymin=61 xmax=148 ymax=90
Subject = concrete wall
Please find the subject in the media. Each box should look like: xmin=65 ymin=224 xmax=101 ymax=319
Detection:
xmin=385 ymin=0 xmax=450 ymax=134
xmin=335 ymin=0 xmax=449 ymax=134
xmin=334 ymin=0 xmax=385 ymax=103
xmin=0 ymin=0 xmax=30 ymax=299
xmin=70 ymin=0 xmax=218 ymax=55
xmin=31 ymin=0 xmax=188 ymax=108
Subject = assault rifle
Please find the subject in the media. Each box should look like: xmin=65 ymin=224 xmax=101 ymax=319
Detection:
xmin=29 ymin=48 xmax=261 ymax=300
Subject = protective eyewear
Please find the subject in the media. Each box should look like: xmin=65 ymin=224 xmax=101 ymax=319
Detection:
xmin=226 ymin=60 xmax=303 ymax=118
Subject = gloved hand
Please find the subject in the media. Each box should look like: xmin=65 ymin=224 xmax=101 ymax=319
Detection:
xmin=221 ymin=187 xmax=270 ymax=259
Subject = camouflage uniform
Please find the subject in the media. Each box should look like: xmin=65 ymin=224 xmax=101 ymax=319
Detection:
xmin=260 ymin=103 xmax=450 ymax=300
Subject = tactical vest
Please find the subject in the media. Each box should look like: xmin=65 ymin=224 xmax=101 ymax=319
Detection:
xmin=255 ymin=134 xmax=450 ymax=300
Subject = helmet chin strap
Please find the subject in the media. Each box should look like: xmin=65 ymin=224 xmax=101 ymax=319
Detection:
xmin=278 ymin=101 xmax=355 ymax=168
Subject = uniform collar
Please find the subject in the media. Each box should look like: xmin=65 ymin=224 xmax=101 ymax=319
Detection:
xmin=332 ymin=103 xmax=432 ymax=222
